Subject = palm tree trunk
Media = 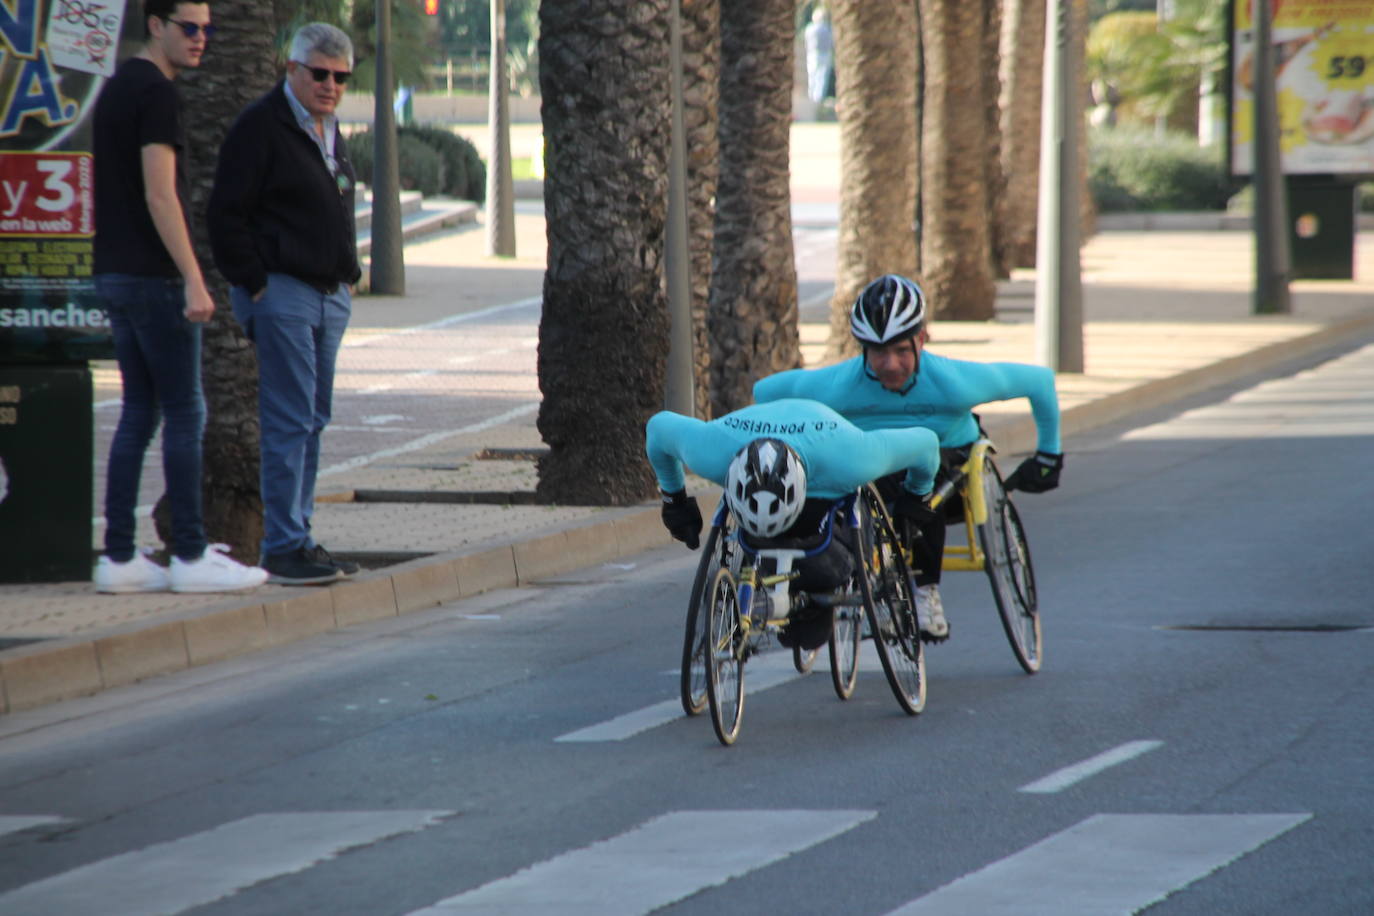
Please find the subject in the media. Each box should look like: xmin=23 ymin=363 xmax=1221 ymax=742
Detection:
xmin=161 ymin=0 xmax=282 ymax=563
xmin=536 ymin=0 xmax=672 ymax=505
xmin=998 ymin=0 xmax=1045 ymax=270
xmin=919 ymin=0 xmax=996 ymax=321
xmin=981 ymin=0 xmax=1010 ymax=279
xmin=708 ymin=0 xmax=800 ymax=415
xmin=682 ymin=0 xmax=721 ymax=420
xmin=825 ymin=0 xmax=919 ymax=361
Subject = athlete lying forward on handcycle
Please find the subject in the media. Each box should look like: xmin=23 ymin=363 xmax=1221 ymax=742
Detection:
xmin=645 ymin=398 xmax=939 ymax=651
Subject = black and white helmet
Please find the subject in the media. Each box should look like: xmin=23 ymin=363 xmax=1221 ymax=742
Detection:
xmin=725 ymin=438 xmax=807 ymax=539
xmin=850 ymin=274 xmax=926 ymax=347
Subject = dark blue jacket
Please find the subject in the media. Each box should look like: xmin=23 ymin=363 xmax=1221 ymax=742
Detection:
xmin=208 ymin=81 xmax=360 ymax=295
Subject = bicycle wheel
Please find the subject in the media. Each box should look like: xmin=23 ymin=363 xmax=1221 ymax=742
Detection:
xmin=793 ymin=644 xmax=818 ymax=674
xmin=705 ymin=568 xmax=746 ymax=746
xmin=680 ymin=513 xmax=741 ymax=715
xmin=977 ymin=456 xmax=1042 ymax=674
xmin=858 ymin=486 xmax=926 ymax=715
xmin=829 ymin=593 xmax=862 ymax=701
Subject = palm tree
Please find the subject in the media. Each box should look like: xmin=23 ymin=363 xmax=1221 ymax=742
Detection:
xmin=825 ymin=0 xmax=919 ymax=361
xmin=998 ymin=0 xmax=1046 ymax=269
xmin=536 ymin=0 xmax=672 ymax=505
xmin=169 ymin=0 xmax=285 ymax=561
xmin=707 ymin=0 xmax=800 ymax=416
xmin=918 ymin=0 xmax=996 ymax=320
xmin=681 ymin=0 xmax=721 ymax=420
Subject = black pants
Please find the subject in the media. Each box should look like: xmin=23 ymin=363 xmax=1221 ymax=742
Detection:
xmin=746 ymin=497 xmax=857 ymax=650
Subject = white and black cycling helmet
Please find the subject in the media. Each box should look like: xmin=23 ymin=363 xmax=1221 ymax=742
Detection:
xmin=850 ymin=274 xmax=927 ymax=347
xmin=725 ymin=438 xmax=807 ymax=539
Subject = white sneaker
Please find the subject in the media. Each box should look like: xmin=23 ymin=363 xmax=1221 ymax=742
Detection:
xmin=915 ymin=584 xmax=949 ymax=641
xmin=94 ymin=552 xmax=170 ymax=594
xmin=170 ymin=544 xmax=269 ymax=593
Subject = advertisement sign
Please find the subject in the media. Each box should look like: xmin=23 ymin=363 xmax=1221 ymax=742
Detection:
xmin=0 ymin=0 xmax=131 ymax=363
xmin=1230 ymin=0 xmax=1374 ymax=176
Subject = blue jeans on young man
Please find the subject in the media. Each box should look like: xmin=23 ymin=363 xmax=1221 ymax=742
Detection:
xmin=231 ymin=273 xmax=350 ymax=559
xmin=97 ymin=274 xmax=208 ymax=563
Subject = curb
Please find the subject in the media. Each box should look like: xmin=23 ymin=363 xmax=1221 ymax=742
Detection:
xmin=5 ymin=315 xmax=1374 ymax=714
xmin=0 ymin=503 xmax=673 ymax=714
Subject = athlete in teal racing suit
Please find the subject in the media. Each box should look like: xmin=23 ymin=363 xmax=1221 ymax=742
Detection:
xmin=753 ymin=274 xmax=1064 ymax=641
xmin=646 ymin=398 xmax=940 ymax=650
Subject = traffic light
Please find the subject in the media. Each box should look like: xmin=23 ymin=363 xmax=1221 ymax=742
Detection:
xmin=425 ymin=0 xmax=438 ymax=14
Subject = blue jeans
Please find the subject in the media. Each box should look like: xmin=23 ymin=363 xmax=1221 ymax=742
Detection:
xmin=231 ymin=274 xmax=350 ymax=557
xmin=97 ymin=274 xmax=208 ymax=562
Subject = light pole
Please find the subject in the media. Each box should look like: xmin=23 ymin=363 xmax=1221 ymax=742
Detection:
xmin=1033 ymin=0 xmax=1083 ymax=373
xmin=486 ymin=0 xmax=516 ymax=257
xmin=1251 ymin=0 xmax=1291 ymax=314
xmin=663 ymin=0 xmax=694 ymax=415
xmin=371 ymin=0 xmax=406 ymax=294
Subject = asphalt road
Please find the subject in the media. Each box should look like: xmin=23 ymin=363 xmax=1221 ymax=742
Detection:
xmin=5 ymin=337 xmax=1373 ymax=915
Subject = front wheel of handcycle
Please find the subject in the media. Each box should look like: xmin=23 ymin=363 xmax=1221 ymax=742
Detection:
xmin=705 ymin=568 xmax=746 ymax=746
xmin=828 ymin=599 xmax=862 ymax=701
xmin=977 ymin=456 xmax=1042 ymax=674
xmin=793 ymin=644 xmax=818 ymax=674
xmin=858 ymin=486 xmax=926 ymax=715
xmin=680 ymin=515 xmax=736 ymax=716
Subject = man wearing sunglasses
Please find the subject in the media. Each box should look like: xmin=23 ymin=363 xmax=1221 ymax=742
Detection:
xmin=208 ymin=23 xmax=361 ymax=585
xmin=90 ymin=0 xmax=268 ymax=594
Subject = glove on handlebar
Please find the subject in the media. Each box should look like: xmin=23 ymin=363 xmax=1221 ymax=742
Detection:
xmin=660 ymin=489 xmax=703 ymax=550
xmin=1004 ymin=451 xmax=1063 ymax=493
xmin=892 ymin=488 xmax=939 ymax=528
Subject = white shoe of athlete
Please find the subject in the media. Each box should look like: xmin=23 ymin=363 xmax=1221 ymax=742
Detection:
xmin=915 ymin=584 xmax=949 ymax=642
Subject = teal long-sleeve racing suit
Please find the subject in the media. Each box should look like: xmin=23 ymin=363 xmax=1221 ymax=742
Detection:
xmin=753 ymin=353 xmax=1061 ymax=586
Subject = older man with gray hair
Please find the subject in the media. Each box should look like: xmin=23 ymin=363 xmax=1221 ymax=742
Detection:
xmin=208 ymin=22 xmax=361 ymax=585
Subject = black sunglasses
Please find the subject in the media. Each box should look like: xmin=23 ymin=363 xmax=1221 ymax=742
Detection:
xmin=296 ymin=63 xmax=352 ymax=86
xmin=165 ymin=18 xmax=217 ymax=39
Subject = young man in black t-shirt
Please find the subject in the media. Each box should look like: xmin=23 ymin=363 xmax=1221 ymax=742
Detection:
xmin=92 ymin=0 xmax=266 ymax=594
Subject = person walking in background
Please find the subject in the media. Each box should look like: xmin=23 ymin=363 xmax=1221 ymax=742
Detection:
xmin=92 ymin=0 xmax=267 ymax=594
xmin=208 ymin=22 xmax=361 ymax=586
xmin=804 ymin=6 xmax=834 ymax=106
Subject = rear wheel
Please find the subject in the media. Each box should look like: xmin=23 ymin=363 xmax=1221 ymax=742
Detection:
xmin=859 ymin=487 xmax=926 ymax=715
xmin=705 ymin=568 xmax=746 ymax=746
xmin=680 ymin=514 xmax=738 ymax=715
xmin=977 ymin=456 xmax=1042 ymax=674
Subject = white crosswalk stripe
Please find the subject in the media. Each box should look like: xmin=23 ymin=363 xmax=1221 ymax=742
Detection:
xmin=885 ymin=813 xmax=1311 ymax=915
xmin=405 ymin=809 xmax=876 ymax=915
xmin=0 ymin=810 xmax=451 ymax=916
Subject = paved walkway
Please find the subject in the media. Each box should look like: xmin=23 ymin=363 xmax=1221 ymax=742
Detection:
xmin=2 ymin=143 xmax=1372 ymax=713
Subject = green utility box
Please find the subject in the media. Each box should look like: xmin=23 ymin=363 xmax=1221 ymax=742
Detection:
xmin=1286 ymin=179 xmax=1358 ymax=280
xmin=0 ymin=365 xmax=93 ymax=583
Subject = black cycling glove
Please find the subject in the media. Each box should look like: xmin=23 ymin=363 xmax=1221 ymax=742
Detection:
xmin=660 ymin=489 xmax=702 ymax=549
xmin=1004 ymin=451 xmax=1063 ymax=493
xmin=892 ymin=488 xmax=939 ymax=528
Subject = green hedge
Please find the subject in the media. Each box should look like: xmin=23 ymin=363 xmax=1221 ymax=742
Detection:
xmin=344 ymin=126 xmax=486 ymax=203
xmin=1088 ymin=126 xmax=1240 ymax=212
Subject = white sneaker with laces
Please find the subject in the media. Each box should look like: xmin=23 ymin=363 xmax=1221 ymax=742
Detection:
xmin=915 ymin=584 xmax=949 ymax=641
xmin=169 ymin=544 xmax=269 ymax=593
xmin=94 ymin=552 xmax=170 ymax=594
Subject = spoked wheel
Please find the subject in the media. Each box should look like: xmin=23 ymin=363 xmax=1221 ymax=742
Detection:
xmin=680 ymin=514 xmax=739 ymax=716
xmin=859 ymin=486 xmax=927 ymax=715
xmin=793 ymin=644 xmax=818 ymax=674
xmin=828 ymin=596 xmax=862 ymax=700
xmin=705 ymin=568 xmax=746 ymax=746
xmin=977 ymin=457 xmax=1042 ymax=674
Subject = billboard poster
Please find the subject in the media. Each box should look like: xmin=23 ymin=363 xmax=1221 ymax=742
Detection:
xmin=1230 ymin=0 xmax=1374 ymax=176
xmin=0 ymin=0 xmax=133 ymax=364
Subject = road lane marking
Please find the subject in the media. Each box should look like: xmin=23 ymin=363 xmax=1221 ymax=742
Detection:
xmin=317 ymin=403 xmax=539 ymax=478
xmin=886 ymin=813 xmax=1310 ymax=915
xmin=1019 ymin=740 xmax=1164 ymax=794
xmin=343 ymin=296 xmax=542 ymax=348
xmin=407 ymin=809 xmax=875 ymax=915
xmin=0 ymin=816 xmax=63 ymax=838
xmin=555 ymin=650 xmax=812 ymax=742
xmin=0 ymin=810 xmax=450 ymax=916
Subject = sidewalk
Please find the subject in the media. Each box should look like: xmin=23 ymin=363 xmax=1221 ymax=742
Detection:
xmin=3 ymin=199 xmax=1372 ymax=715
